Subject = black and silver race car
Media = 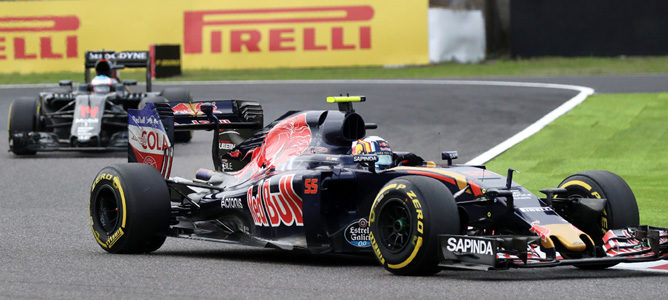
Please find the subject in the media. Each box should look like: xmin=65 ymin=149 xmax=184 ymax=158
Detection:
xmin=88 ymin=96 xmax=667 ymax=275
xmin=7 ymin=50 xmax=193 ymax=155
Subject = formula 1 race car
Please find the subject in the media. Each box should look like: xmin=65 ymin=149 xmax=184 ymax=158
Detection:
xmin=88 ymin=96 xmax=667 ymax=275
xmin=7 ymin=50 xmax=194 ymax=155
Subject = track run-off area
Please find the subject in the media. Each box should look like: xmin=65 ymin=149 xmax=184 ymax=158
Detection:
xmin=1 ymin=75 xmax=666 ymax=298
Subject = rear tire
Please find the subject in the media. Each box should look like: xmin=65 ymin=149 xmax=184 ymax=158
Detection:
xmin=89 ymin=163 xmax=171 ymax=253
xmin=557 ymin=170 xmax=639 ymax=269
xmin=369 ymin=176 xmax=460 ymax=275
xmin=8 ymin=98 xmax=39 ymax=155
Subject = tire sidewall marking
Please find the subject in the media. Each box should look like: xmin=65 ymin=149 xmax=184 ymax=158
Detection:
xmin=90 ymin=170 xmax=128 ymax=249
xmin=369 ymin=181 xmax=426 ymax=270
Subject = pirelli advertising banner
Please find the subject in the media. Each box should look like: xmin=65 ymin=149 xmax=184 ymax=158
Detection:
xmin=0 ymin=0 xmax=428 ymax=73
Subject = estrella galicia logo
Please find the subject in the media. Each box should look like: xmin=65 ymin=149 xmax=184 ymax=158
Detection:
xmin=345 ymin=218 xmax=370 ymax=248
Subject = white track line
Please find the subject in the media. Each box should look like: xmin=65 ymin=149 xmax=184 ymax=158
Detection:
xmin=0 ymin=79 xmax=594 ymax=164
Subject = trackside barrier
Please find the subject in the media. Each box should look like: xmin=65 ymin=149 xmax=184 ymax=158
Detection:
xmin=0 ymin=0 xmax=428 ymax=74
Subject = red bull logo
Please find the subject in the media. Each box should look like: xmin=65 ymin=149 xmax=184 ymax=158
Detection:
xmin=184 ymin=6 xmax=374 ymax=55
xmin=0 ymin=15 xmax=79 ymax=60
xmin=247 ymin=174 xmax=304 ymax=227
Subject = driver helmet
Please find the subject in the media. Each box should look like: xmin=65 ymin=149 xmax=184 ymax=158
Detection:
xmin=91 ymin=75 xmax=114 ymax=94
xmin=351 ymin=136 xmax=393 ymax=170
xmin=95 ymin=59 xmax=113 ymax=78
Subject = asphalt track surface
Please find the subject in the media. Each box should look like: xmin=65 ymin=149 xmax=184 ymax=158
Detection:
xmin=1 ymin=75 xmax=666 ymax=299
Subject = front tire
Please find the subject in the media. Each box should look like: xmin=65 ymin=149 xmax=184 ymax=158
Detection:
xmin=369 ymin=176 xmax=460 ymax=275
xmin=89 ymin=163 xmax=171 ymax=253
xmin=8 ymin=98 xmax=39 ymax=155
xmin=557 ymin=170 xmax=639 ymax=269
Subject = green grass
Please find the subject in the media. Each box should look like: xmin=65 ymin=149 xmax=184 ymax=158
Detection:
xmin=2 ymin=56 xmax=668 ymax=84
xmin=486 ymin=93 xmax=668 ymax=226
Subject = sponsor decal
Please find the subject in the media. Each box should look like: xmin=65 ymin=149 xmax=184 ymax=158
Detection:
xmin=78 ymin=105 xmax=99 ymax=118
xmin=246 ymin=174 xmax=304 ymax=227
xmin=353 ymin=154 xmax=378 ymax=163
xmin=345 ymin=218 xmax=371 ymax=247
xmin=446 ymin=237 xmax=494 ymax=255
xmin=184 ymin=6 xmax=373 ymax=55
xmin=221 ymin=197 xmax=243 ymax=209
xmin=220 ymin=161 xmax=233 ymax=171
xmin=519 ymin=207 xmax=553 ymax=213
xmin=87 ymin=51 xmax=147 ymax=61
xmin=219 ymin=140 xmax=235 ymax=150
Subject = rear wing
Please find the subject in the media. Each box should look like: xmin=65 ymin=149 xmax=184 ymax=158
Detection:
xmin=84 ymin=50 xmax=152 ymax=91
xmin=128 ymin=100 xmax=263 ymax=176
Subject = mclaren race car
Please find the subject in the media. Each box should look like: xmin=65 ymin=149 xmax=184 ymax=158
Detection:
xmin=88 ymin=96 xmax=667 ymax=275
xmin=7 ymin=50 xmax=194 ymax=155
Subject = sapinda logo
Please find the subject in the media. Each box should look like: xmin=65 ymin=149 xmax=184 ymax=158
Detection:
xmin=184 ymin=6 xmax=374 ymax=54
xmin=0 ymin=15 xmax=79 ymax=60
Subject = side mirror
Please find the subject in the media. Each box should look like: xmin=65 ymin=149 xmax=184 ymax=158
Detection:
xmin=59 ymin=80 xmax=73 ymax=87
xmin=441 ymin=151 xmax=458 ymax=166
xmin=122 ymin=80 xmax=137 ymax=86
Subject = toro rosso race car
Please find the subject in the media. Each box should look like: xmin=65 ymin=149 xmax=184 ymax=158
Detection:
xmin=7 ymin=50 xmax=194 ymax=155
xmin=88 ymin=96 xmax=667 ymax=275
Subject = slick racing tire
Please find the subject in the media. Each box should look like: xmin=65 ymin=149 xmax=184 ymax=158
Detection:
xmin=369 ymin=176 xmax=460 ymax=275
xmin=89 ymin=163 xmax=171 ymax=254
xmin=557 ymin=170 xmax=639 ymax=269
xmin=8 ymin=98 xmax=39 ymax=155
xmin=159 ymin=87 xmax=193 ymax=143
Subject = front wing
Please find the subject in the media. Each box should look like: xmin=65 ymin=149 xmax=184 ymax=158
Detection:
xmin=438 ymin=226 xmax=668 ymax=270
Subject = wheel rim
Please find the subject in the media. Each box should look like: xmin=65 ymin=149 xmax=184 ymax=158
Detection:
xmin=377 ymin=198 xmax=412 ymax=253
xmin=95 ymin=186 xmax=120 ymax=233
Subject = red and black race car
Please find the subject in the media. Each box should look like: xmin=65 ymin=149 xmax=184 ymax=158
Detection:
xmin=88 ymin=96 xmax=667 ymax=275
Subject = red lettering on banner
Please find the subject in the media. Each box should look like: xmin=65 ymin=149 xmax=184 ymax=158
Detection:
xmin=0 ymin=16 xmax=80 ymax=60
xmin=211 ymin=31 xmax=222 ymax=53
xmin=360 ymin=26 xmax=371 ymax=49
xmin=40 ymin=37 xmax=62 ymax=59
xmin=0 ymin=37 xmax=5 ymax=59
xmin=246 ymin=174 xmax=304 ymax=227
xmin=230 ymin=30 xmax=261 ymax=52
xmin=269 ymin=28 xmax=295 ymax=51
xmin=14 ymin=38 xmax=37 ymax=59
xmin=79 ymin=105 xmax=99 ymax=118
xmin=66 ymin=35 xmax=77 ymax=58
xmin=303 ymin=28 xmax=326 ymax=51
xmin=331 ymin=27 xmax=354 ymax=50
xmin=184 ymin=6 xmax=374 ymax=54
